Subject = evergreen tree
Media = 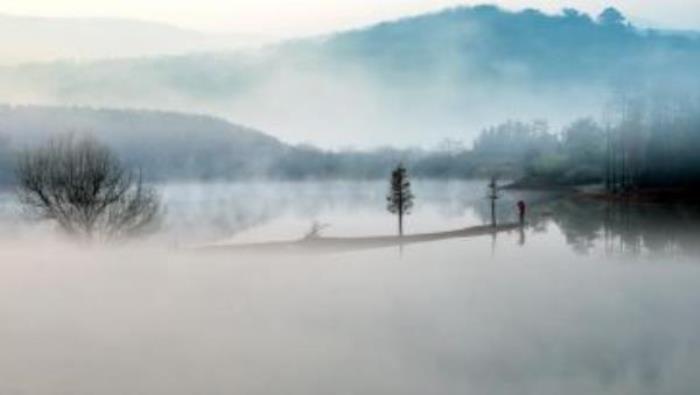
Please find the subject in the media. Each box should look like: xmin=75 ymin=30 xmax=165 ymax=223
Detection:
xmin=387 ymin=164 xmax=414 ymax=237
xmin=597 ymin=7 xmax=626 ymax=26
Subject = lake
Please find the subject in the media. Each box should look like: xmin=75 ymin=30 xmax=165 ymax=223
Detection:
xmin=1 ymin=180 xmax=700 ymax=394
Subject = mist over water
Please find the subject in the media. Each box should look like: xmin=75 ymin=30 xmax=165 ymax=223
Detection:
xmin=2 ymin=2 xmax=700 ymax=393
xmin=1 ymin=181 xmax=700 ymax=394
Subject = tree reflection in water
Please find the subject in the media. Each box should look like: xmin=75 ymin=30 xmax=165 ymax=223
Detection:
xmin=537 ymin=197 xmax=699 ymax=258
xmin=470 ymin=189 xmax=700 ymax=259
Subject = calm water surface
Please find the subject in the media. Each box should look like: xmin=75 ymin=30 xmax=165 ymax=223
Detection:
xmin=1 ymin=181 xmax=699 ymax=394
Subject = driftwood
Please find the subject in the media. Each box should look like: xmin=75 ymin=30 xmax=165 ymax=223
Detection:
xmin=200 ymin=223 xmax=521 ymax=255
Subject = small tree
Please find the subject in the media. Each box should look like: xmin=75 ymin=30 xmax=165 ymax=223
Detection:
xmin=487 ymin=176 xmax=499 ymax=227
xmin=303 ymin=221 xmax=330 ymax=240
xmin=387 ymin=163 xmax=414 ymax=237
xmin=15 ymin=135 xmax=160 ymax=241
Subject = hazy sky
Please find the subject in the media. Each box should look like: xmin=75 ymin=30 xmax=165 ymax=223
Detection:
xmin=1 ymin=0 xmax=699 ymax=37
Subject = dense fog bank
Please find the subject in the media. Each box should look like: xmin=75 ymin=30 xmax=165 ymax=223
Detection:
xmin=1 ymin=231 xmax=700 ymax=395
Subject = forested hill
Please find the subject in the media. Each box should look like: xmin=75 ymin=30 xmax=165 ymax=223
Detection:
xmin=0 ymin=105 xmax=481 ymax=183
xmin=0 ymin=105 xmax=287 ymax=181
xmin=2 ymin=6 xmax=700 ymax=146
xmin=323 ymin=5 xmax=700 ymax=84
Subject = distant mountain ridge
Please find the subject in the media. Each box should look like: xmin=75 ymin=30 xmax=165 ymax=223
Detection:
xmin=1 ymin=5 xmax=700 ymax=146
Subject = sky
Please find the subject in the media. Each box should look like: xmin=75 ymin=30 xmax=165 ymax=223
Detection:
xmin=1 ymin=0 xmax=699 ymax=37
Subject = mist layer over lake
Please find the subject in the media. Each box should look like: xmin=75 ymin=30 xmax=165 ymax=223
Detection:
xmin=1 ymin=180 xmax=699 ymax=394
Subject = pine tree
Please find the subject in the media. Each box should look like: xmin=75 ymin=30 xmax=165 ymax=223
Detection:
xmin=387 ymin=163 xmax=414 ymax=237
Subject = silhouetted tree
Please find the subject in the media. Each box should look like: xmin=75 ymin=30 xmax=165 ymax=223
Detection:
xmin=487 ymin=176 xmax=500 ymax=227
xmin=15 ymin=135 xmax=160 ymax=241
xmin=597 ymin=7 xmax=626 ymax=26
xmin=561 ymin=118 xmax=606 ymax=183
xmin=0 ymin=133 xmax=12 ymax=184
xmin=387 ymin=164 xmax=414 ymax=237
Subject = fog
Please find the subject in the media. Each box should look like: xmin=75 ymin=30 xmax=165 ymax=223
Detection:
xmin=3 ymin=245 xmax=700 ymax=395
xmin=2 ymin=3 xmax=700 ymax=394
xmin=0 ymin=43 xmax=606 ymax=148
xmin=1 ymin=180 xmax=700 ymax=395
xmin=4 ymin=6 xmax=700 ymax=147
xmin=0 ymin=14 xmax=274 ymax=65
xmin=4 ymin=0 xmax=700 ymax=43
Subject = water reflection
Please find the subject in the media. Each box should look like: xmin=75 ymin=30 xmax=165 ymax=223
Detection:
xmin=540 ymin=198 xmax=700 ymax=259
xmin=391 ymin=183 xmax=700 ymax=260
xmin=3 ymin=181 xmax=700 ymax=260
xmin=3 ymin=182 xmax=700 ymax=395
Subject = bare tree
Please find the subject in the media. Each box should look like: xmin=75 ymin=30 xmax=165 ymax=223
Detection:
xmin=303 ymin=221 xmax=330 ymax=240
xmin=15 ymin=135 xmax=160 ymax=240
xmin=487 ymin=175 xmax=500 ymax=227
xmin=387 ymin=163 xmax=414 ymax=237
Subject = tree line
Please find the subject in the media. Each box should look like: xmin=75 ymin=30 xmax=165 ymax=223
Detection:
xmin=1 ymin=97 xmax=698 ymax=187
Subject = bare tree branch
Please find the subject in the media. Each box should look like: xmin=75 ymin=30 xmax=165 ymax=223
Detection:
xmin=15 ymin=134 xmax=160 ymax=241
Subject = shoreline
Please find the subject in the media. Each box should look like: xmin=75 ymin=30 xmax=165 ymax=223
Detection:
xmin=508 ymin=180 xmax=700 ymax=205
xmin=199 ymin=223 xmax=521 ymax=255
xmin=578 ymin=188 xmax=700 ymax=205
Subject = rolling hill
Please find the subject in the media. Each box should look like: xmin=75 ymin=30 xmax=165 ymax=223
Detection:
xmin=1 ymin=6 xmax=700 ymax=146
xmin=0 ymin=105 xmax=286 ymax=181
xmin=0 ymin=105 xmax=487 ymax=184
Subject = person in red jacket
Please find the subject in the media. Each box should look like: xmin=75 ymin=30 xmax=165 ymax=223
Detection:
xmin=517 ymin=200 xmax=526 ymax=226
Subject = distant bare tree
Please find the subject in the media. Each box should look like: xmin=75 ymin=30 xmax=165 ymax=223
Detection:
xmin=387 ymin=163 xmax=414 ymax=237
xmin=487 ymin=175 xmax=500 ymax=227
xmin=15 ymin=135 xmax=160 ymax=240
xmin=303 ymin=221 xmax=330 ymax=240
